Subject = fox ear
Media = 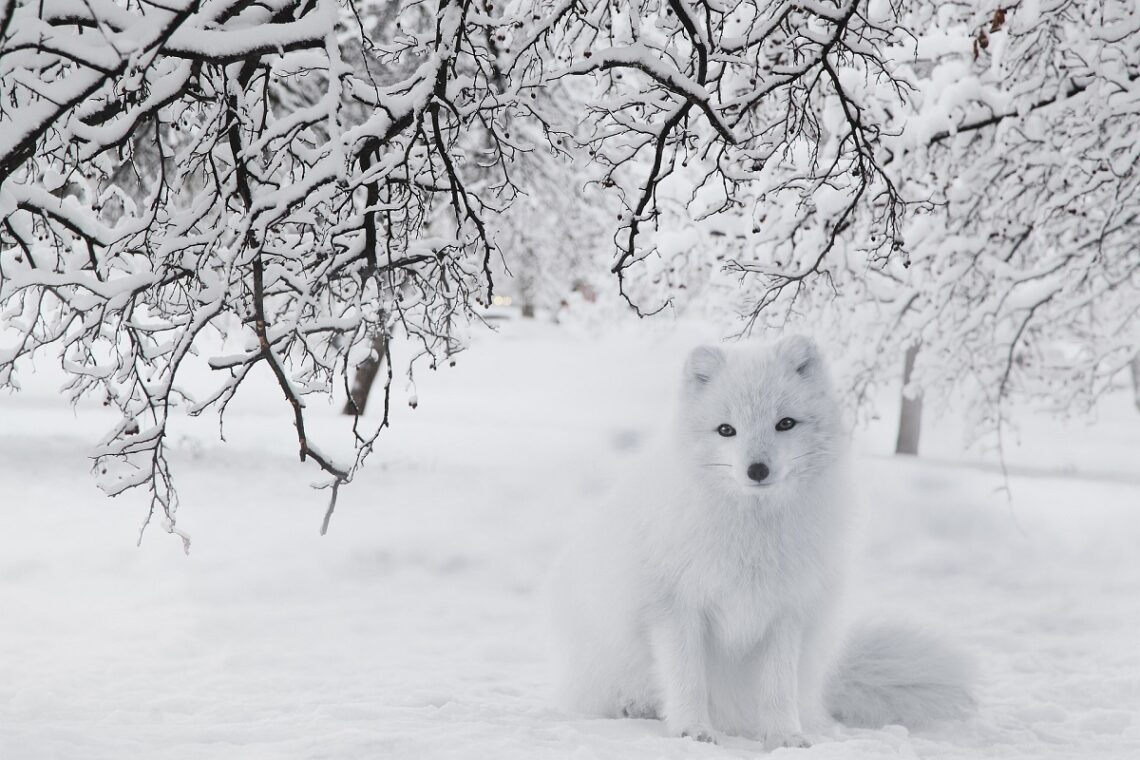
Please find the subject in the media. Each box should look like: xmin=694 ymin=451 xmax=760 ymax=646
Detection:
xmin=779 ymin=335 xmax=821 ymax=377
xmin=685 ymin=345 xmax=726 ymax=388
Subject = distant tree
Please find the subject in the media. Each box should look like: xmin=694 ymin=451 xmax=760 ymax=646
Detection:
xmin=874 ymin=0 xmax=1140 ymax=450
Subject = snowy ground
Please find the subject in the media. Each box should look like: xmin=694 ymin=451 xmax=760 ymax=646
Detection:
xmin=1 ymin=319 xmax=1138 ymax=760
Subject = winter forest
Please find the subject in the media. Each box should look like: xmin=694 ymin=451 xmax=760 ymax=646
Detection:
xmin=1 ymin=0 xmax=1138 ymax=758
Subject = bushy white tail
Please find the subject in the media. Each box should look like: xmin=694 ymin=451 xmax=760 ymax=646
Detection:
xmin=825 ymin=621 xmax=976 ymax=729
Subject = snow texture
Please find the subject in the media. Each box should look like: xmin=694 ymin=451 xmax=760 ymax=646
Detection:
xmin=1 ymin=319 xmax=1138 ymax=759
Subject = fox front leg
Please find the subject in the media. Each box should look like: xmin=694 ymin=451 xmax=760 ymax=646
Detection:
xmin=650 ymin=615 xmax=716 ymax=743
xmin=754 ymin=617 xmax=812 ymax=750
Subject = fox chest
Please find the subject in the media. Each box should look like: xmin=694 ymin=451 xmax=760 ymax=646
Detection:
xmin=671 ymin=549 xmax=825 ymax=653
xmin=699 ymin=579 xmax=783 ymax=653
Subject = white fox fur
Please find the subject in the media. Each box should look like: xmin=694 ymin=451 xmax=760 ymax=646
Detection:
xmin=550 ymin=336 xmax=974 ymax=748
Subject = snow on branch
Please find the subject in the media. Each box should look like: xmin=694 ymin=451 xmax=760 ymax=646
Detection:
xmin=2 ymin=0 xmax=1137 ymax=540
xmin=0 ymin=0 xmax=538 ymax=542
xmin=516 ymin=0 xmax=905 ymax=314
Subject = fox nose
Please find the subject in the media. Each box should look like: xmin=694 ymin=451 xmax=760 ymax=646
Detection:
xmin=747 ymin=462 xmax=770 ymax=483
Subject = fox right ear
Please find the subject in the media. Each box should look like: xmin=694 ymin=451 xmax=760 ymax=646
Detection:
xmin=685 ymin=345 xmax=726 ymax=388
xmin=778 ymin=334 xmax=822 ymax=378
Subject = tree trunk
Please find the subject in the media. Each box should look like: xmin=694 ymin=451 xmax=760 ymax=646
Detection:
xmin=342 ymin=332 xmax=388 ymax=416
xmin=1131 ymin=354 xmax=1140 ymax=413
xmin=895 ymin=344 xmax=923 ymax=456
xmin=519 ymin=269 xmax=537 ymax=318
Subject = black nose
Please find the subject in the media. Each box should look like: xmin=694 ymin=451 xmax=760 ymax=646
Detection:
xmin=747 ymin=462 xmax=770 ymax=483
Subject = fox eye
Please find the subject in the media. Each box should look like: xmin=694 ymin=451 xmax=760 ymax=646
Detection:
xmin=716 ymin=423 xmax=736 ymax=437
xmin=775 ymin=417 xmax=797 ymax=432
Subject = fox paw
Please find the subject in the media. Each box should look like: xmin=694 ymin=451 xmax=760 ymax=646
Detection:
xmin=621 ymin=700 xmax=659 ymax=720
xmin=762 ymin=731 xmax=811 ymax=750
xmin=679 ymin=725 xmax=717 ymax=744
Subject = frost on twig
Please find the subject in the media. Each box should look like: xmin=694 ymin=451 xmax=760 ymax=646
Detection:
xmin=516 ymin=0 xmax=908 ymax=316
xmin=0 ymin=0 xmax=544 ymax=539
xmin=529 ymin=0 xmax=1138 ymax=439
xmin=2 ymin=0 xmax=1137 ymax=540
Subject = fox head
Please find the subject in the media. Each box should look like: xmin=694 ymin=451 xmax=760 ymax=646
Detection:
xmin=678 ymin=336 xmax=844 ymax=497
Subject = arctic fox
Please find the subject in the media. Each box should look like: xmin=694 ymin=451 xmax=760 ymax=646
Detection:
xmin=550 ymin=336 xmax=974 ymax=748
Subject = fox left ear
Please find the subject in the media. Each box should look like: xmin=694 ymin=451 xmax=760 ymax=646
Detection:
xmin=684 ymin=345 xmax=726 ymax=389
xmin=778 ymin=335 xmax=821 ymax=377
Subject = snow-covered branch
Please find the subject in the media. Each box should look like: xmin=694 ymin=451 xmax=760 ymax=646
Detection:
xmin=2 ymin=0 xmax=1137 ymax=539
xmin=0 ymin=0 xmax=539 ymax=541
